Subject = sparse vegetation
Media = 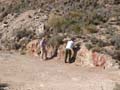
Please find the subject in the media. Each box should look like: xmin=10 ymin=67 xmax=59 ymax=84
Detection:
xmin=85 ymin=24 xmax=98 ymax=33
xmin=111 ymin=34 xmax=120 ymax=49
xmin=48 ymin=13 xmax=65 ymax=33
xmin=0 ymin=0 xmax=119 ymax=62
xmin=48 ymin=13 xmax=82 ymax=34
xmin=0 ymin=0 xmax=120 ymax=90
xmin=48 ymin=35 xmax=64 ymax=48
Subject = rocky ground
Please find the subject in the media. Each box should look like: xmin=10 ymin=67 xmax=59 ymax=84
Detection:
xmin=0 ymin=0 xmax=120 ymax=89
xmin=0 ymin=0 xmax=119 ymax=61
xmin=0 ymin=51 xmax=120 ymax=90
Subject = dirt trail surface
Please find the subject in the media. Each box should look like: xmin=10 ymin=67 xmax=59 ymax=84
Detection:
xmin=0 ymin=51 xmax=120 ymax=90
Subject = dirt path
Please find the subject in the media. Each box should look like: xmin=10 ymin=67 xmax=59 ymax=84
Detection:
xmin=0 ymin=51 xmax=120 ymax=90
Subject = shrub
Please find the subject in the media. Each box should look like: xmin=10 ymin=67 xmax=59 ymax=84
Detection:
xmin=85 ymin=24 xmax=98 ymax=33
xmin=92 ymin=46 xmax=103 ymax=53
xmin=113 ymin=50 xmax=120 ymax=61
xmin=68 ymin=10 xmax=82 ymax=20
xmin=9 ymin=0 xmax=30 ymax=13
xmin=48 ymin=35 xmax=64 ymax=47
xmin=48 ymin=12 xmax=83 ymax=34
xmin=66 ymin=23 xmax=82 ymax=34
xmin=48 ymin=13 xmax=65 ymax=33
xmin=111 ymin=34 xmax=120 ymax=49
xmin=15 ymin=28 xmax=36 ymax=40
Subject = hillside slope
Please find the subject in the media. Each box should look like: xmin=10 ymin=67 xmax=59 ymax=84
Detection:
xmin=0 ymin=0 xmax=120 ymax=61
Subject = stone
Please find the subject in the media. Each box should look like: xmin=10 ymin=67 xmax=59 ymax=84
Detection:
xmin=57 ymin=44 xmax=66 ymax=60
xmin=36 ymin=23 xmax=45 ymax=37
xmin=18 ymin=37 xmax=30 ymax=50
xmin=75 ymin=43 xmax=119 ymax=69
xmin=26 ymin=39 xmax=39 ymax=56
xmin=75 ymin=43 xmax=93 ymax=66
xmin=92 ymin=52 xmax=106 ymax=67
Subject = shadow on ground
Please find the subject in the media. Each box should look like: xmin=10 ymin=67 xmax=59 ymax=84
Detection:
xmin=0 ymin=83 xmax=9 ymax=90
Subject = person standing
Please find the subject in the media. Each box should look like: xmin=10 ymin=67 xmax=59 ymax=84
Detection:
xmin=40 ymin=36 xmax=47 ymax=60
xmin=64 ymin=38 xmax=75 ymax=63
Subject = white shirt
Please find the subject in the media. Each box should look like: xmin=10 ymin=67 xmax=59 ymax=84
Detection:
xmin=66 ymin=40 xmax=74 ymax=49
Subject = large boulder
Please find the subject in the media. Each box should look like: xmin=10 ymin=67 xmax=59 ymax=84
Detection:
xmin=57 ymin=43 xmax=66 ymax=60
xmin=26 ymin=39 xmax=40 ymax=56
xmin=75 ymin=43 xmax=93 ymax=66
xmin=75 ymin=43 xmax=119 ymax=69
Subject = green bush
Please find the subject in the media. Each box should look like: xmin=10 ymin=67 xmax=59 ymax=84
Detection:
xmin=48 ymin=13 xmax=66 ymax=33
xmin=66 ymin=23 xmax=82 ymax=34
xmin=48 ymin=35 xmax=64 ymax=47
xmin=85 ymin=24 xmax=98 ymax=33
xmin=68 ymin=10 xmax=82 ymax=20
xmin=7 ymin=0 xmax=31 ymax=13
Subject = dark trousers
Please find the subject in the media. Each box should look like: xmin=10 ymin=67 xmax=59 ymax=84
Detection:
xmin=65 ymin=49 xmax=72 ymax=63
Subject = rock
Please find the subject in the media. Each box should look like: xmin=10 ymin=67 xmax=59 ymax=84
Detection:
xmin=36 ymin=23 xmax=45 ymax=37
xmin=92 ymin=52 xmax=106 ymax=68
xmin=103 ymin=46 xmax=115 ymax=56
xmin=57 ymin=43 xmax=66 ymax=60
xmin=92 ymin=51 xmax=119 ymax=69
xmin=90 ymin=36 xmax=99 ymax=44
xmin=75 ymin=43 xmax=119 ymax=69
xmin=75 ymin=43 xmax=93 ymax=67
xmin=18 ymin=37 xmax=30 ymax=50
xmin=26 ymin=39 xmax=39 ymax=56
